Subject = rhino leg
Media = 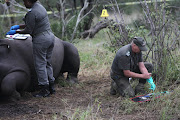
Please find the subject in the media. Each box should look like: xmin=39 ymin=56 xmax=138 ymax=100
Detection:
xmin=61 ymin=41 xmax=80 ymax=84
xmin=1 ymin=71 xmax=30 ymax=99
xmin=66 ymin=73 xmax=78 ymax=84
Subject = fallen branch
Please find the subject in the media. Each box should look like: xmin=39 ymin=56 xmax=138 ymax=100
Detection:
xmin=81 ymin=19 xmax=113 ymax=38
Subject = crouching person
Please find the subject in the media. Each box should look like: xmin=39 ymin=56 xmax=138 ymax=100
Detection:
xmin=110 ymin=37 xmax=153 ymax=97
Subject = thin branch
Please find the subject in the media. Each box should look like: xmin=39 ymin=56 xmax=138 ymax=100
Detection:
xmin=71 ymin=0 xmax=95 ymax=42
xmin=46 ymin=0 xmax=59 ymax=18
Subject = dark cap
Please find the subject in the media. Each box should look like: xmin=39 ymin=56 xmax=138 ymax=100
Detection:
xmin=133 ymin=37 xmax=147 ymax=51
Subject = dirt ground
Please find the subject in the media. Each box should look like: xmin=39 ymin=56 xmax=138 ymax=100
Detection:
xmin=0 ymin=74 xmax=159 ymax=120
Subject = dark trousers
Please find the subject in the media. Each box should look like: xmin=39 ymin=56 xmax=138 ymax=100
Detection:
xmin=32 ymin=31 xmax=55 ymax=86
xmin=110 ymin=62 xmax=153 ymax=97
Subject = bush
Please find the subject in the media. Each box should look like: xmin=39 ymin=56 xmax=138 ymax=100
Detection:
xmin=50 ymin=13 xmax=86 ymax=41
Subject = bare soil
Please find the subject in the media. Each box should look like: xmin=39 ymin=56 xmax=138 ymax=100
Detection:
xmin=0 ymin=74 xmax=158 ymax=120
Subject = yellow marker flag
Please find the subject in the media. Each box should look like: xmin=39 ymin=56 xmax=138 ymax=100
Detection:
xmin=100 ymin=9 xmax=109 ymax=17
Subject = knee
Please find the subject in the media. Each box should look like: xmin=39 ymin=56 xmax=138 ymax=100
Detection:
xmin=1 ymin=80 xmax=15 ymax=96
xmin=124 ymin=86 xmax=135 ymax=97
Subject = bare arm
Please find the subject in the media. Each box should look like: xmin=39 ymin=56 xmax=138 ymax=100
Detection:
xmin=123 ymin=62 xmax=151 ymax=79
xmin=123 ymin=70 xmax=144 ymax=78
xmin=139 ymin=62 xmax=149 ymax=74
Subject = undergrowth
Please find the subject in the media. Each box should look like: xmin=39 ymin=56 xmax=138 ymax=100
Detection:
xmin=56 ymin=30 xmax=179 ymax=120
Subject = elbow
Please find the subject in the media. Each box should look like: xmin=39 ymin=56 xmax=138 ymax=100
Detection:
xmin=123 ymin=70 xmax=131 ymax=77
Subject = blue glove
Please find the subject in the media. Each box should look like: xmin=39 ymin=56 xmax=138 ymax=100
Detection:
xmin=6 ymin=30 xmax=16 ymax=35
xmin=10 ymin=25 xmax=20 ymax=30
xmin=146 ymin=77 xmax=156 ymax=91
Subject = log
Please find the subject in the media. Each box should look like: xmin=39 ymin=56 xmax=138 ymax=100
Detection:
xmin=81 ymin=19 xmax=113 ymax=38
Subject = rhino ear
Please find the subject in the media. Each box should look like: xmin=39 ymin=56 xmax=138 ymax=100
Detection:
xmin=0 ymin=43 xmax=10 ymax=55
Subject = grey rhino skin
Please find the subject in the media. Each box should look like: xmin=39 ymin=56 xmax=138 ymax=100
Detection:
xmin=0 ymin=36 xmax=80 ymax=97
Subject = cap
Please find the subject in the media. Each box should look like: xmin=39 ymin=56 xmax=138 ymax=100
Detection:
xmin=133 ymin=37 xmax=147 ymax=51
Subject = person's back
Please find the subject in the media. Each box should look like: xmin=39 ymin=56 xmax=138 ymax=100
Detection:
xmin=23 ymin=2 xmax=51 ymax=38
xmin=111 ymin=44 xmax=131 ymax=76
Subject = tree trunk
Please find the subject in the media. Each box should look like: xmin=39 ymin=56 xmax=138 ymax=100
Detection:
xmin=83 ymin=0 xmax=93 ymax=30
xmin=81 ymin=19 xmax=112 ymax=38
xmin=80 ymin=0 xmax=94 ymax=38
xmin=6 ymin=0 xmax=15 ymax=25
xmin=73 ymin=0 xmax=76 ymax=10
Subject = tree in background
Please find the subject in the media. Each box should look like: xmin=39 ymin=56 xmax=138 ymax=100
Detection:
xmin=106 ymin=0 xmax=180 ymax=88
xmin=80 ymin=0 xmax=94 ymax=38
xmin=43 ymin=0 xmax=97 ymax=41
xmin=0 ymin=0 xmax=97 ymax=41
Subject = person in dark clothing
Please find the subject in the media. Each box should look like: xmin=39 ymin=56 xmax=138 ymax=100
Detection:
xmin=110 ymin=37 xmax=154 ymax=97
xmin=7 ymin=0 xmax=55 ymax=97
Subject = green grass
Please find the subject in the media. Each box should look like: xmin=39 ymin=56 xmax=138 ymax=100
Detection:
xmin=74 ymin=30 xmax=114 ymax=74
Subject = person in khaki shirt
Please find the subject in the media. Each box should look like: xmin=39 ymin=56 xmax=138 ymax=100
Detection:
xmin=110 ymin=37 xmax=153 ymax=97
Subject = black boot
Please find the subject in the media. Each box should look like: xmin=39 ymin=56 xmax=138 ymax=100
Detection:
xmin=49 ymin=82 xmax=56 ymax=94
xmin=110 ymin=81 xmax=117 ymax=95
xmin=33 ymin=85 xmax=50 ymax=97
xmin=110 ymin=87 xmax=117 ymax=95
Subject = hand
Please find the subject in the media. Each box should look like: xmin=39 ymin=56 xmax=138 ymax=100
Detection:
xmin=16 ymin=29 xmax=21 ymax=33
xmin=6 ymin=30 xmax=16 ymax=35
xmin=147 ymin=77 xmax=156 ymax=91
xmin=142 ymin=73 xmax=152 ymax=79
xmin=10 ymin=25 xmax=20 ymax=30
